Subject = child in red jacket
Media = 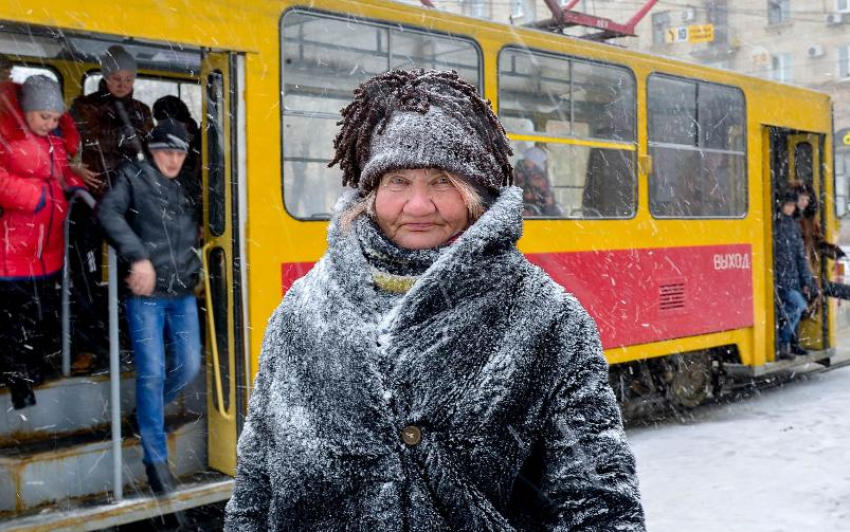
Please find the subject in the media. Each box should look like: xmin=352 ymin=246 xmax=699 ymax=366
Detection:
xmin=0 ymin=75 xmax=86 ymax=409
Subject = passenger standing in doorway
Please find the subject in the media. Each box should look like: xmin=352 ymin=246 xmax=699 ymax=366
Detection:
xmin=97 ymin=120 xmax=201 ymax=494
xmin=152 ymin=95 xmax=202 ymax=219
xmin=774 ymin=187 xmax=817 ymax=359
xmin=68 ymin=45 xmax=154 ymax=374
xmin=0 ymin=76 xmax=87 ymax=408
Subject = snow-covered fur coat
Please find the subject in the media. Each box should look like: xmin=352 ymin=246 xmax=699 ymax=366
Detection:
xmin=225 ymin=187 xmax=645 ymax=531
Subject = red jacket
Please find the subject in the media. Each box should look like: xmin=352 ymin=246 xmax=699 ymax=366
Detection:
xmin=0 ymin=82 xmax=86 ymax=279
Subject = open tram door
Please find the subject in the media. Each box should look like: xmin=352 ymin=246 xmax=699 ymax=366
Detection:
xmin=201 ymin=51 xmax=246 ymax=476
xmin=769 ymin=130 xmax=830 ymax=352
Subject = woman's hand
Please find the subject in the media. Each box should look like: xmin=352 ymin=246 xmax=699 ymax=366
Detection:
xmin=71 ymin=162 xmax=103 ymax=191
xmin=127 ymin=259 xmax=156 ymax=296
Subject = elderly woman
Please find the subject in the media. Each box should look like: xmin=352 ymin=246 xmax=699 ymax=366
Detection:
xmin=225 ymin=70 xmax=644 ymax=531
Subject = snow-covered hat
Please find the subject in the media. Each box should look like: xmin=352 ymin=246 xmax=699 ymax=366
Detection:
xmin=20 ymin=75 xmax=65 ymax=113
xmin=101 ymin=45 xmax=137 ymax=77
xmin=330 ymin=70 xmax=513 ymax=197
xmin=359 ymin=105 xmax=502 ymax=195
xmin=148 ymin=119 xmax=189 ymax=152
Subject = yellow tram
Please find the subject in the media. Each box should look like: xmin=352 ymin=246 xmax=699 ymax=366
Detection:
xmin=0 ymin=0 xmax=838 ymax=527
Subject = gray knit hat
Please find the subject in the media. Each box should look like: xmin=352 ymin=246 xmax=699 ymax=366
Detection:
xmin=101 ymin=45 xmax=137 ymax=77
xmin=329 ymin=70 xmax=513 ymax=197
xmin=20 ymin=75 xmax=65 ymax=113
xmin=359 ymin=106 xmax=502 ymax=195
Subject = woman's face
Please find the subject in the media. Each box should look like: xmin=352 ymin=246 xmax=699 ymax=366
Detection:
xmin=797 ymin=193 xmax=811 ymax=211
xmin=105 ymin=70 xmax=136 ymax=98
xmin=24 ymin=110 xmax=62 ymax=137
xmin=374 ymin=168 xmax=470 ymax=250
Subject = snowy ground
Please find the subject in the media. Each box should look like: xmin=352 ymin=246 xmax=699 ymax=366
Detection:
xmin=628 ymin=358 xmax=850 ymax=531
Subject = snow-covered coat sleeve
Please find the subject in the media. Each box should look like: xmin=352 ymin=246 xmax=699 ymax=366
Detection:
xmin=538 ymin=304 xmax=645 ymax=531
xmin=224 ymin=307 xmax=282 ymax=531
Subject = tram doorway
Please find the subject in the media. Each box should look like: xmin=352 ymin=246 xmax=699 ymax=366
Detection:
xmin=767 ymin=128 xmax=829 ymax=352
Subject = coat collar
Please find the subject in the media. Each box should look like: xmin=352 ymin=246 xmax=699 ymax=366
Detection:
xmin=324 ymin=186 xmax=524 ymax=321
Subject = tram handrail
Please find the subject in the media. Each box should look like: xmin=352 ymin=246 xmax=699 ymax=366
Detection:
xmin=60 ymin=189 xmax=123 ymax=502
xmin=61 ymin=189 xmax=97 ymax=377
xmin=201 ymin=241 xmax=231 ymax=420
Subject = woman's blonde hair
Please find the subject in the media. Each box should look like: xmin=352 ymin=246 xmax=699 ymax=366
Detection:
xmin=339 ymin=172 xmax=487 ymax=234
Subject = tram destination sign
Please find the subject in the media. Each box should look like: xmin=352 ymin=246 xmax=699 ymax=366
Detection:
xmin=665 ymin=24 xmax=715 ymax=44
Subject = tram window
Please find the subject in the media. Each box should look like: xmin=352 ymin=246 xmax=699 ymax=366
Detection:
xmin=511 ymin=140 xmax=636 ymax=218
xmin=648 ymin=75 xmax=746 ymax=218
xmin=206 ymin=71 xmax=226 ymax=237
xmin=498 ymin=49 xmax=637 ymax=219
xmin=83 ymin=73 xmax=201 ymax=123
xmin=10 ymin=65 xmax=60 ymax=85
xmin=280 ymin=10 xmax=481 ymax=220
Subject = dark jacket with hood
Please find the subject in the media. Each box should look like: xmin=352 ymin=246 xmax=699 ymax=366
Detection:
xmin=225 ymin=187 xmax=645 ymax=531
xmin=774 ymin=210 xmax=815 ymax=295
xmin=96 ymin=159 xmax=200 ymax=297
xmin=70 ymin=79 xmax=153 ymax=197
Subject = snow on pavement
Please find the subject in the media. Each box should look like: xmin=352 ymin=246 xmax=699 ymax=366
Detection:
xmin=627 ymin=364 xmax=850 ymax=532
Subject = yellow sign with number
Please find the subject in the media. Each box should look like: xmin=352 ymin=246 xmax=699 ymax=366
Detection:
xmin=665 ymin=24 xmax=715 ymax=44
xmin=688 ymin=24 xmax=715 ymax=43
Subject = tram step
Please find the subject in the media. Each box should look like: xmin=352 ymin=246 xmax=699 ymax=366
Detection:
xmin=724 ymin=348 xmax=834 ymax=378
xmin=0 ymin=415 xmax=207 ymax=513
xmin=0 ymin=374 xmax=204 ymax=447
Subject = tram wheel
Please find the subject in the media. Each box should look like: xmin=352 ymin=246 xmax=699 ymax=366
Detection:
xmin=665 ymin=353 xmax=713 ymax=409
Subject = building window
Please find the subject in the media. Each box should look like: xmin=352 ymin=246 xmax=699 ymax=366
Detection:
xmin=511 ymin=0 xmax=524 ymax=19
xmin=462 ymin=0 xmax=490 ymax=19
xmin=652 ymin=11 xmax=671 ymax=45
xmin=840 ymin=45 xmax=850 ymax=78
xmin=770 ymin=53 xmax=792 ymax=82
xmin=768 ymin=0 xmax=790 ymax=25
xmin=838 ymin=0 xmax=850 ymax=14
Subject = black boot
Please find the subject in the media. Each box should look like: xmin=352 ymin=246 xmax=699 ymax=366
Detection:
xmin=145 ymin=462 xmax=174 ymax=496
xmin=10 ymin=380 xmax=36 ymax=410
xmin=790 ymin=341 xmax=809 ymax=356
xmin=777 ymin=344 xmax=794 ymax=361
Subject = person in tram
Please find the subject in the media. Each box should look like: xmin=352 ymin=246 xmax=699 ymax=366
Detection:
xmin=68 ymin=45 xmax=154 ymax=375
xmin=152 ymin=95 xmax=202 ymax=221
xmin=225 ymin=70 xmax=645 ymax=531
xmin=96 ymin=119 xmax=201 ymax=495
xmin=774 ymin=187 xmax=817 ymax=360
xmin=791 ymin=181 xmax=850 ymax=299
xmin=0 ymin=75 xmax=87 ymax=408
xmin=512 ymin=146 xmax=563 ymax=217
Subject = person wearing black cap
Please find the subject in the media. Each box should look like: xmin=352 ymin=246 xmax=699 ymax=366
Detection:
xmin=225 ymin=70 xmax=645 ymax=531
xmin=97 ymin=119 xmax=201 ymax=495
xmin=774 ymin=187 xmax=817 ymax=360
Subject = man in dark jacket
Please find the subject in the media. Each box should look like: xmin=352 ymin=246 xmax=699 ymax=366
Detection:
xmin=774 ymin=188 xmax=816 ymax=359
xmin=97 ymin=120 xmax=201 ymax=495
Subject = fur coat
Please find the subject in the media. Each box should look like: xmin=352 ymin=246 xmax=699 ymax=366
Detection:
xmin=225 ymin=187 xmax=645 ymax=531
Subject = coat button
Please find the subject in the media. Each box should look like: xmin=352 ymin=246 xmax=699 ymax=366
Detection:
xmin=401 ymin=425 xmax=422 ymax=446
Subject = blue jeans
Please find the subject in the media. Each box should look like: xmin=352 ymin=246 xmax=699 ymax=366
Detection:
xmin=126 ymin=295 xmax=201 ymax=465
xmin=778 ymin=288 xmax=808 ymax=346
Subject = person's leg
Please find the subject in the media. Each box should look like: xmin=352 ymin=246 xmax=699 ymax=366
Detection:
xmin=163 ymin=296 xmax=202 ymax=406
xmin=0 ymin=280 xmax=36 ymax=408
xmin=125 ymin=297 xmax=169 ymax=465
xmin=784 ymin=289 xmax=808 ymax=346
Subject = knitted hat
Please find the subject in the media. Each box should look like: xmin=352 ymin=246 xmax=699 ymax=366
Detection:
xmin=778 ymin=188 xmax=798 ymax=206
xmin=329 ymin=70 xmax=513 ymax=197
xmin=359 ymin=106 xmax=502 ymax=194
xmin=20 ymin=75 xmax=65 ymax=113
xmin=101 ymin=45 xmax=137 ymax=77
xmin=148 ymin=119 xmax=189 ymax=152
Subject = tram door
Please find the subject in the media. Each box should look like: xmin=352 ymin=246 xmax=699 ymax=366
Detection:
xmin=788 ymin=133 xmax=827 ymax=350
xmin=201 ymin=52 xmax=243 ymax=475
